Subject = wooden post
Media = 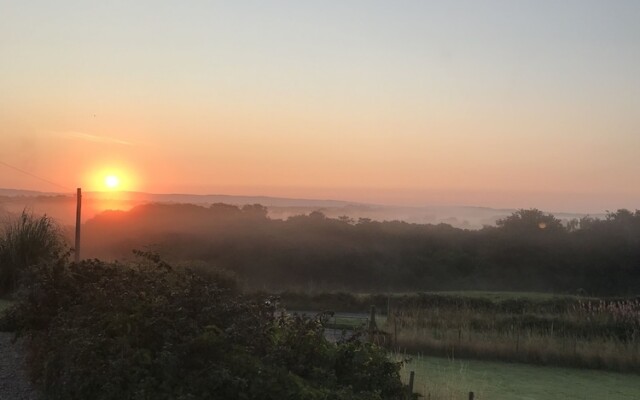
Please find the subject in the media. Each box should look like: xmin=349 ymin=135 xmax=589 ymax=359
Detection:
xmin=468 ymin=392 xmax=474 ymax=400
xmin=408 ymin=370 xmax=415 ymax=394
xmin=74 ymin=187 xmax=82 ymax=263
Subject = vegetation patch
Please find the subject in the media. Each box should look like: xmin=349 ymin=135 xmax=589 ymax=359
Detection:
xmin=2 ymin=255 xmax=411 ymax=400
xmin=0 ymin=210 xmax=65 ymax=295
xmin=82 ymin=205 xmax=640 ymax=295
xmin=280 ymin=291 xmax=640 ymax=372
xmin=386 ymin=298 xmax=640 ymax=372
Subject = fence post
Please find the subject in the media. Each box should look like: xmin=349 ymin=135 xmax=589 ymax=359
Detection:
xmin=468 ymin=391 xmax=474 ymax=400
xmin=408 ymin=370 xmax=415 ymax=394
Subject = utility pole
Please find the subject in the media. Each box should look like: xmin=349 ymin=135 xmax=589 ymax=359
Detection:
xmin=74 ymin=187 xmax=82 ymax=263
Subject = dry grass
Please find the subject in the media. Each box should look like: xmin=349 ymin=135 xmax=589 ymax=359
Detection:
xmin=384 ymin=300 xmax=640 ymax=372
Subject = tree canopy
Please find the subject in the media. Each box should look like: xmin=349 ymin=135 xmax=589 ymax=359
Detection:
xmin=78 ymin=204 xmax=640 ymax=296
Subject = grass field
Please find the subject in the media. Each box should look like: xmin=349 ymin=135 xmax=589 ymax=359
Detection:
xmin=398 ymin=355 xmax=640 ymax=400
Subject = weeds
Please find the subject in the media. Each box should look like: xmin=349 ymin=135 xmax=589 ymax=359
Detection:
xmin=0 ymin=210 xmax=65 ymax=294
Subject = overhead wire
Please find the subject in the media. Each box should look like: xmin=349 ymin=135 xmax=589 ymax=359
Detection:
xmin=0 ymin=160 xmax=73 ymax=193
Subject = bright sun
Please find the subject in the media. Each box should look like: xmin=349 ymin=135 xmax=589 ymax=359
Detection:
xmin=105 ymin=175 xmax=120 ymax=189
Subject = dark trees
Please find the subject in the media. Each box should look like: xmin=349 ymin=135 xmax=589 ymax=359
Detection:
xmin=81 ymin=205 xmax=640 ymax=295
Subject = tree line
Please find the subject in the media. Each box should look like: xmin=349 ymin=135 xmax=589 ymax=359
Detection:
xmin=81 ymin=204 xmax=640 ymax=295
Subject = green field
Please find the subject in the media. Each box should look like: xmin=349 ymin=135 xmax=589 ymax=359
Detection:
xmin=398 ymin=355 xmax=640 ymax=400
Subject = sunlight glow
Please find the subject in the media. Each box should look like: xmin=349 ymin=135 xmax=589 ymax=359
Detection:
xmin=105 ymin=175 xmax=120 ymax=189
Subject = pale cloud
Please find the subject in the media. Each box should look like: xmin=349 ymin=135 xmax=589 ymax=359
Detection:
xmin=53 ymin=131 xmax=135 ymax=146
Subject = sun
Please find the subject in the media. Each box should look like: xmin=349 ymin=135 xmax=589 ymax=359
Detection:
xmin=104 ymin=175 xmax=120 ymax=189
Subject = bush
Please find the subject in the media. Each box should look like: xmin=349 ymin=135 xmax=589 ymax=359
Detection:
xmin=4 ymin=255 xmax=409 ymax=400
xmin=0 ymin=210 xmax=65 ymax=294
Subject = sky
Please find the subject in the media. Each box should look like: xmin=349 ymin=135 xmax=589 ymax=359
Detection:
xmin=1 ymin=0 xmax=639 ymax=213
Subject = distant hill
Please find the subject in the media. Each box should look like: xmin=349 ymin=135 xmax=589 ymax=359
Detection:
xmin=84 ymin=191 xmax=359 ymax=208
xmin=0 ymin=188 xmax=62 ymax=197
xmin=0 ymin=187 xmax=604 ymax=229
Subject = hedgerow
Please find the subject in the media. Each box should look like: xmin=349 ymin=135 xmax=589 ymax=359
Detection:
xmin=2 ymin=254 xmax=409 ymax=400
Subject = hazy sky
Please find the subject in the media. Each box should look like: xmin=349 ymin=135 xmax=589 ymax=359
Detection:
xmin=1 ymin=1 xmax=639 ymax=212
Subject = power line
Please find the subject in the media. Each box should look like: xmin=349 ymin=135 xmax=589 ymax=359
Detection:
xmin=0 ymin=160 xmax=72 ymax=192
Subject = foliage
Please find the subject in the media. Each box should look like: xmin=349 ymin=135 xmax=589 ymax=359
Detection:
xmin=495 ymin=208 xmax=565 ymax=233
xmin=82 ymin=204 xmax=640 ymax=295
xmin=0 ymin=210 xmax=65 ymax=294
xmin=4 ymin=255 xmax=409 ymax=400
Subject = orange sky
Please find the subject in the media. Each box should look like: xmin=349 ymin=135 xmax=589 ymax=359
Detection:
xmin=1 ymin=2 xmax=639 ymax=213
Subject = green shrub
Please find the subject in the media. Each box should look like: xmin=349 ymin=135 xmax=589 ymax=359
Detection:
xmin=0 ymin=210 xmax=65 ymax=294
xmin=5 ymin=255 xmax=409 ymax=400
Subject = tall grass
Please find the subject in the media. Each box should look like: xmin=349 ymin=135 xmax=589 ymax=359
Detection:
xmin=385 ymin=298 xmax=640 ymax=372
xmin=0 ymin=210 xmax=65 ymax=294
xmin=278 ymin=291 xmax=640 ymax=371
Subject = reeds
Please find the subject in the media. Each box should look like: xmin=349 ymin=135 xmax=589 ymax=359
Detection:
xmin=385 ymin=299 xmax=640 ymax=372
